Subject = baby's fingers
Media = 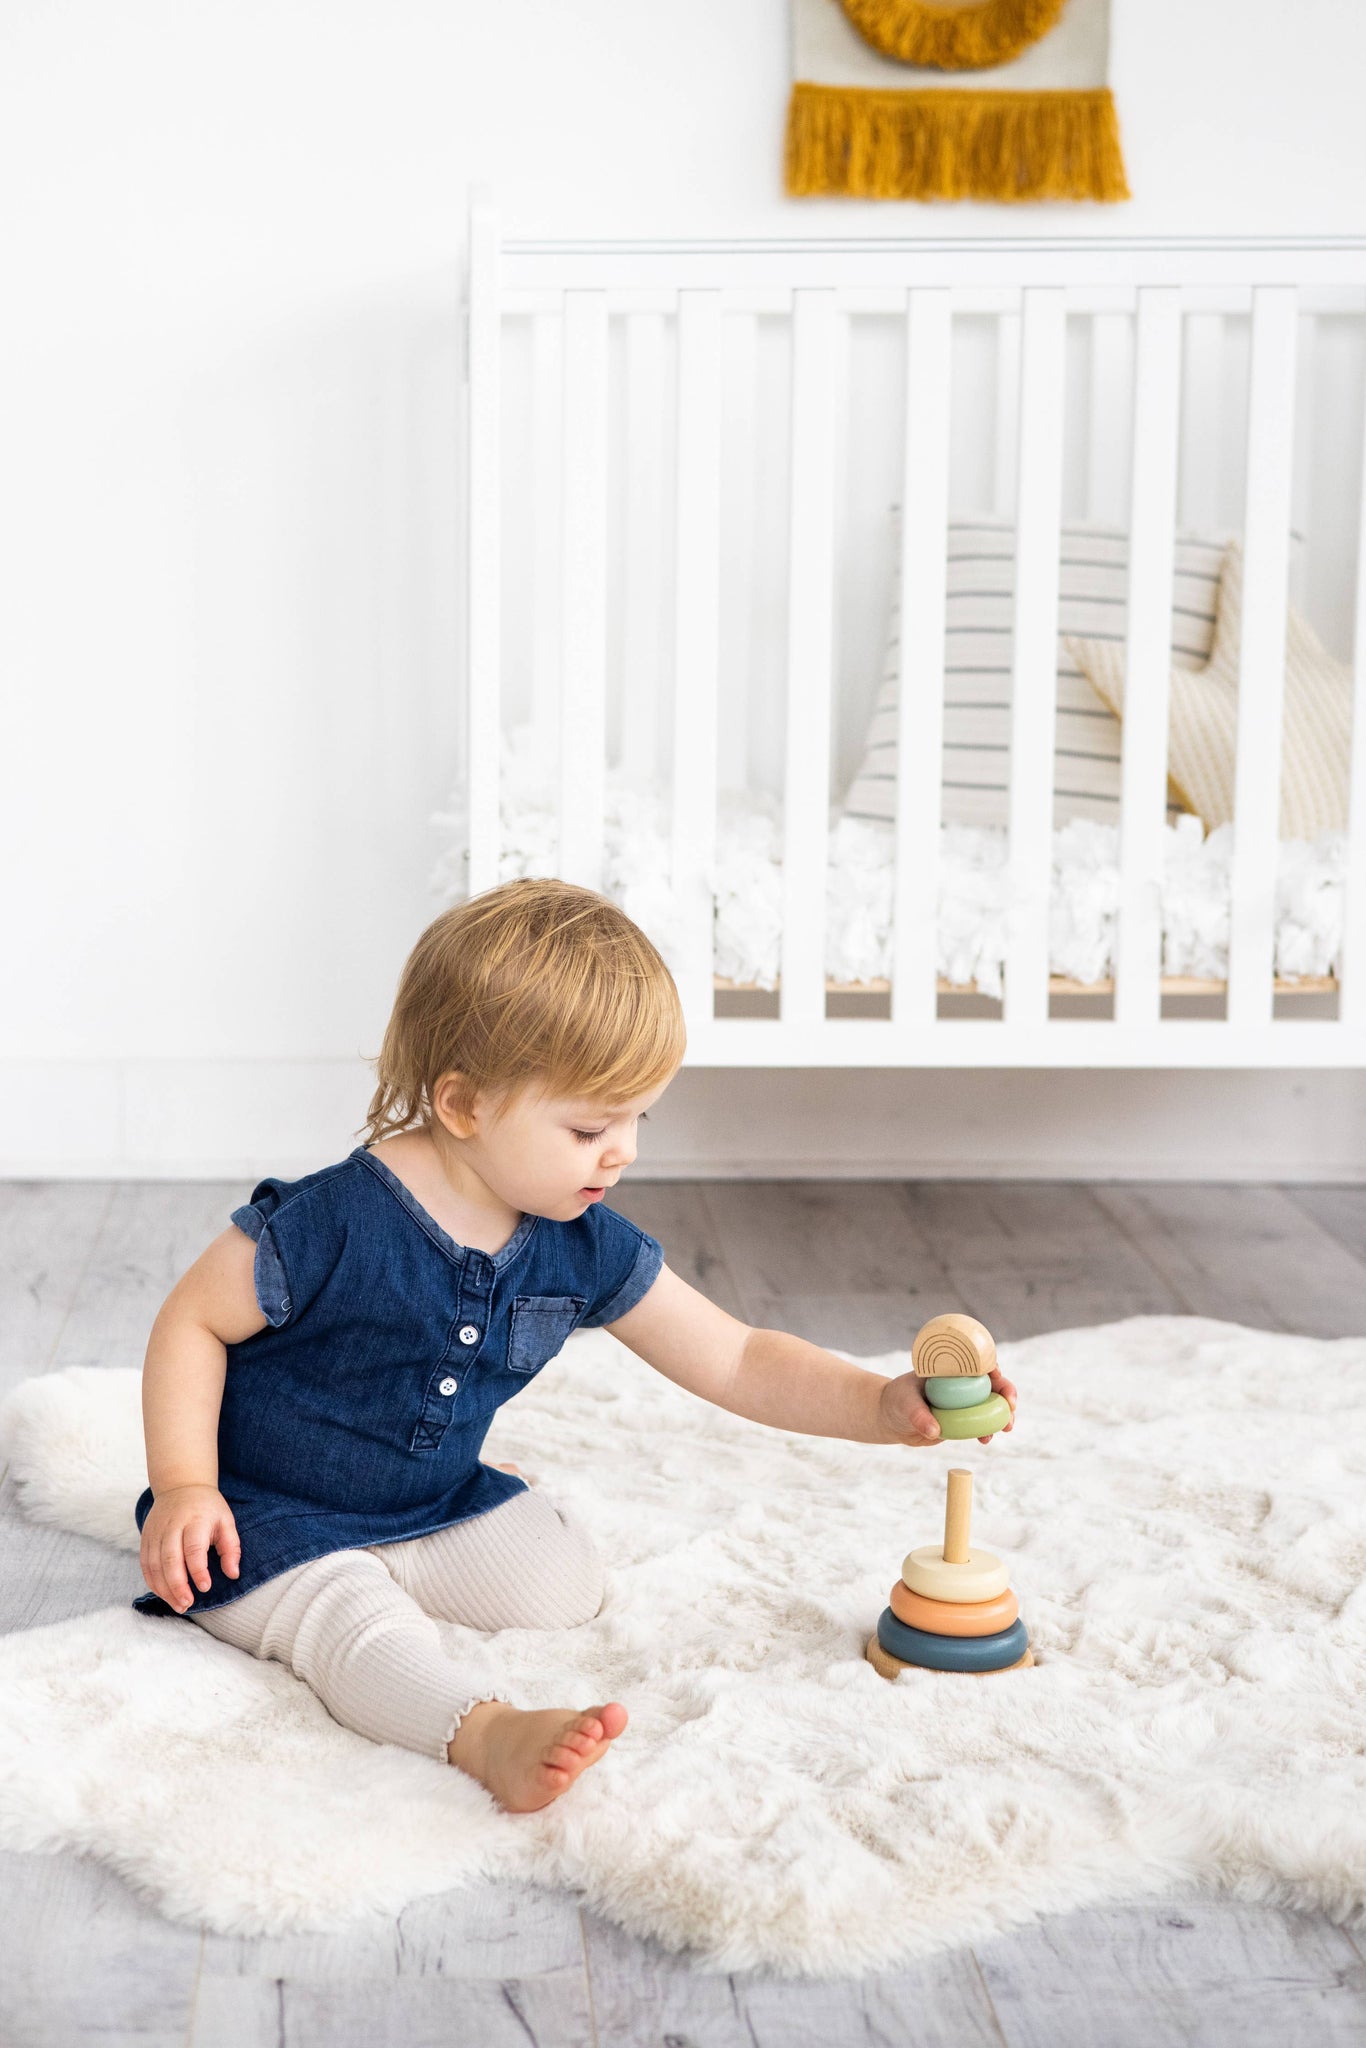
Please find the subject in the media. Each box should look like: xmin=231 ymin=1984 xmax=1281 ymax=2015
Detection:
xmin=159 ymin=1532 xmax=194 ymax=1612
xmin=899 ymin=1386 xmax=942 ymax=1445
xmin=213 ymin=1510 xmax=241 ymax=1579
xmin=183 ymin=1520 xmax=215 ymax=1595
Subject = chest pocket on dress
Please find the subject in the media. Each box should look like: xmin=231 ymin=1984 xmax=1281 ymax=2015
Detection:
xmin=507 ymin=1295 xmax=586 ymax=1375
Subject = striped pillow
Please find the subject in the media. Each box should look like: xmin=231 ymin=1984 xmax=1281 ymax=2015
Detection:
xmin=841 ymin=518 xmax=1227 ymax=831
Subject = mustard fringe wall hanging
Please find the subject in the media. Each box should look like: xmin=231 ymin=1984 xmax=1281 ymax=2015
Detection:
xmin=786 ymin=0 xmax=1129 ymax=203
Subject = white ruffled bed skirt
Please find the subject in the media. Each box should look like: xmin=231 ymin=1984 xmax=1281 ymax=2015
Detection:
xmin=432 ymin=733 xmax=1345 ymax=995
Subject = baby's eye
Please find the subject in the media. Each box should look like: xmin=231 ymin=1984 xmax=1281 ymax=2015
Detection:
xmin=572 ymin=1128 xmax=605 ymax=1144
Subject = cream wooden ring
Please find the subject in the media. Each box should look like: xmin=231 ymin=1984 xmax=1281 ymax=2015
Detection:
xmin=901 ymin=1542 xmax=1009 ymax=1603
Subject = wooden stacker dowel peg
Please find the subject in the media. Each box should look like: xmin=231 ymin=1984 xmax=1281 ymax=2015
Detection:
xmin=943 ymin=1467 xmax=972 ymax=1565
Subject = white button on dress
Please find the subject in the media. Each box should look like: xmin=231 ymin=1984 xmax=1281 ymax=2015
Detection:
xmin=458 ymin=1325 xmax=480 ymax=1346
xmin=438 ymin=1376 xmax=459 ymax=1397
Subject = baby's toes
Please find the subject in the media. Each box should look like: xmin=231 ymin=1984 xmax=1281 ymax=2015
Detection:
xmin=542 ymin=1743 xmax=590 ymax=1783
xmin=554 ymin=1716 xmax=605 ymax=1759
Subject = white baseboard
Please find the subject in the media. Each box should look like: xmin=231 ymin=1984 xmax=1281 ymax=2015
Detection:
xmin=2 ymin=1059 xmax=1364 ymax=1182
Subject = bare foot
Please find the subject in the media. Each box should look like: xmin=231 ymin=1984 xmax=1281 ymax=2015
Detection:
xmin=447 ymin=1700 xmax=629 ymax=1813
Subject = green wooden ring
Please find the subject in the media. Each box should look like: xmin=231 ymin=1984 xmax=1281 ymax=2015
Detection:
xmin=924 ymin=1373 xmax=992 ymax=1410
xmin=876 ymin=1610 xmax=1029 ymax=1672
xmin=930 ymin=1392 xmax=1012 ymax=1439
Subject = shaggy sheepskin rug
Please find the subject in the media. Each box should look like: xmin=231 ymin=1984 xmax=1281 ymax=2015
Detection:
xmin=1 ymin=1317 xmax=1364 ymax=1975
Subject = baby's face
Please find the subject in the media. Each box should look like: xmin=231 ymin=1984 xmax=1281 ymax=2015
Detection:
xmin=465 ymin=1077 xmax=672 ymax=1222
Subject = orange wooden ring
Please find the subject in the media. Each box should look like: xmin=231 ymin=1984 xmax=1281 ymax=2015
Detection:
xmin=889 ymin=1581 xmax=1019 ymax=1637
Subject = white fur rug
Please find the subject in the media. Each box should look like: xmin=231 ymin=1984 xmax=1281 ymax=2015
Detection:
xmin=1 ymin=1317 xmax=1365 ymax=1975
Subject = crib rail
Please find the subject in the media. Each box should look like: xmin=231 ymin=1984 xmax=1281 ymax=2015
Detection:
xmin=463 ymin=195 xmax=1366 ymax=1069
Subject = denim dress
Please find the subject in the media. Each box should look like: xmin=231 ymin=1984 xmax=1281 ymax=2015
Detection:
xmin=132 ymin=1145 xmax=663 ymax=1617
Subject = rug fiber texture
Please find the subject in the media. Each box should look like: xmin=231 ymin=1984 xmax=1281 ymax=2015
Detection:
xmin=1 ymin=1316 xmax=1364 ymax=1974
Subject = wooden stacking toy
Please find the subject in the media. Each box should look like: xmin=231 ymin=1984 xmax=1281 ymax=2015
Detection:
xmin=912 ymin=1311 xmax=1012 ymax=1440
xmin=866 ymin=1467 xmax=1033 ymax=1679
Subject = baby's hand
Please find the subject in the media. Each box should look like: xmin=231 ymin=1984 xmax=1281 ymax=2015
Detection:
xmin=989 ymin=1365 xmax=1018 ymax=1437
xmin=878 ymin=1366 xmax=1019 ymax=1447
xmin=877 ymin=1371 xmax=945 ymax=1447
xmin=140 ymin=1483 xmax=241 ymax=1613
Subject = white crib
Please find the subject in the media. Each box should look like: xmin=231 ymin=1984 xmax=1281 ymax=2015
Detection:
xmin=460 ymin=194 xmax=1366 ymax=1071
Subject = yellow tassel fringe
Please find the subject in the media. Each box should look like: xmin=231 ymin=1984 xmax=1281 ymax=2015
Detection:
xmin=840 ymin=0 xmax=1064 ymax=71
xmin=785 ymin=84 xmax=1130 ymax=203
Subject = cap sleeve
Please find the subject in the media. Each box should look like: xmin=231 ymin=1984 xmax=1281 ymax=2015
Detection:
xmin=230 ymin=1176 xmax=345 ymax=1330
xmin=579 ymin=1204 xmax=664 ymax=1328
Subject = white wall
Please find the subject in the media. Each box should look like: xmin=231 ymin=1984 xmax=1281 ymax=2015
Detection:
xmin=4 ymin=0 xmax=1366 ymax=1180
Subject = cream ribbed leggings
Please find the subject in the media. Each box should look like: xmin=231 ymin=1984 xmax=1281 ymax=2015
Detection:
xmin=188 ymin=1486 xmax=604 ymax=1763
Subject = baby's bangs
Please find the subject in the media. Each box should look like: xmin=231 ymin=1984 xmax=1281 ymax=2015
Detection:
xmin=506 ymin=941 xmax=686 ymax=1110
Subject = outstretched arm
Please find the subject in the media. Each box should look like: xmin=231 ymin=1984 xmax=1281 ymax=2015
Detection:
xmin=605 ymin=1264 xmax=968 ymax=1447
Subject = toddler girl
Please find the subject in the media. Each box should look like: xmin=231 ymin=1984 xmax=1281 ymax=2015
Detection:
xmin=136 ymin=877 xmax=1016 ymax=1813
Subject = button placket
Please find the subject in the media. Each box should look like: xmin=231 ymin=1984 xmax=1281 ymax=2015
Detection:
xmin=410 ymin=1272 xmax=491 ymax=1454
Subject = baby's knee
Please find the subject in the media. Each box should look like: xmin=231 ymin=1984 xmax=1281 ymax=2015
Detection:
xmin=540 ymin=1501 xmax=606 ymax=1628
xmin=560 ymin=1536 xmax=606 ymax=1628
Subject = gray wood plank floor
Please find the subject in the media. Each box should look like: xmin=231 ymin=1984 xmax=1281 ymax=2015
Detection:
xmin=1 ymin=1177 xmax=1363 ymax=2048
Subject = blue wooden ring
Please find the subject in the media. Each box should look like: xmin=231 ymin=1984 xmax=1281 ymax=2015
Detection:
xmin=876 ymin=1609 xmax=1028 ymax=1672
xmin=924 ymin=1373 xmax=993 ymax=1410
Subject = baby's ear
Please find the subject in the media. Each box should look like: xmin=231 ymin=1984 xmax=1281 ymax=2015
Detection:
xmin=430 ymin=1069 xmax=479 ymax=1138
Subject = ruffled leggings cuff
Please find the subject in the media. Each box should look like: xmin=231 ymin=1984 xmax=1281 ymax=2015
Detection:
xmin=439 ymin=1685 xmax=519 ymax=1762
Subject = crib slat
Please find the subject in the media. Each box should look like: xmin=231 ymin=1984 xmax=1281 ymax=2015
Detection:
xmin=671 ymin=291 xmax=723 ymax=1027
xmin=466 ymin=197 xmax=502 ymax=898
xmin=1228 ymin=287 xmax=1298 ymax=1027
xmin=1340 ymin=375 xmax=1366 ymax=1031
xmin=782 ymin=289 xmax=837 ymax=1028
xmin=1004 ymin=289 xmax=1066 ymax=1026
xmin=559 ymin=289 xmax=609 ymax=889
xmin=1291 ymin=312 xmax=1318 ymax=587
xmin=621 ymin=313 xmax=667 ymax=783
xmin=891 ymin=288 xmax=951 ymax=1028
xmin=720 ymin=312 xmax=759 ymax=794
xmin=1115 ymin=288 xmax=1182 ymax=1027
xmin=530 ymin=312 xmax=562 ymax=750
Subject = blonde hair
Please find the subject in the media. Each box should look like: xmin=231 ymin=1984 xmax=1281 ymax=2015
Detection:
xmin=363 ymin=879 xmax=686 ymax=1144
